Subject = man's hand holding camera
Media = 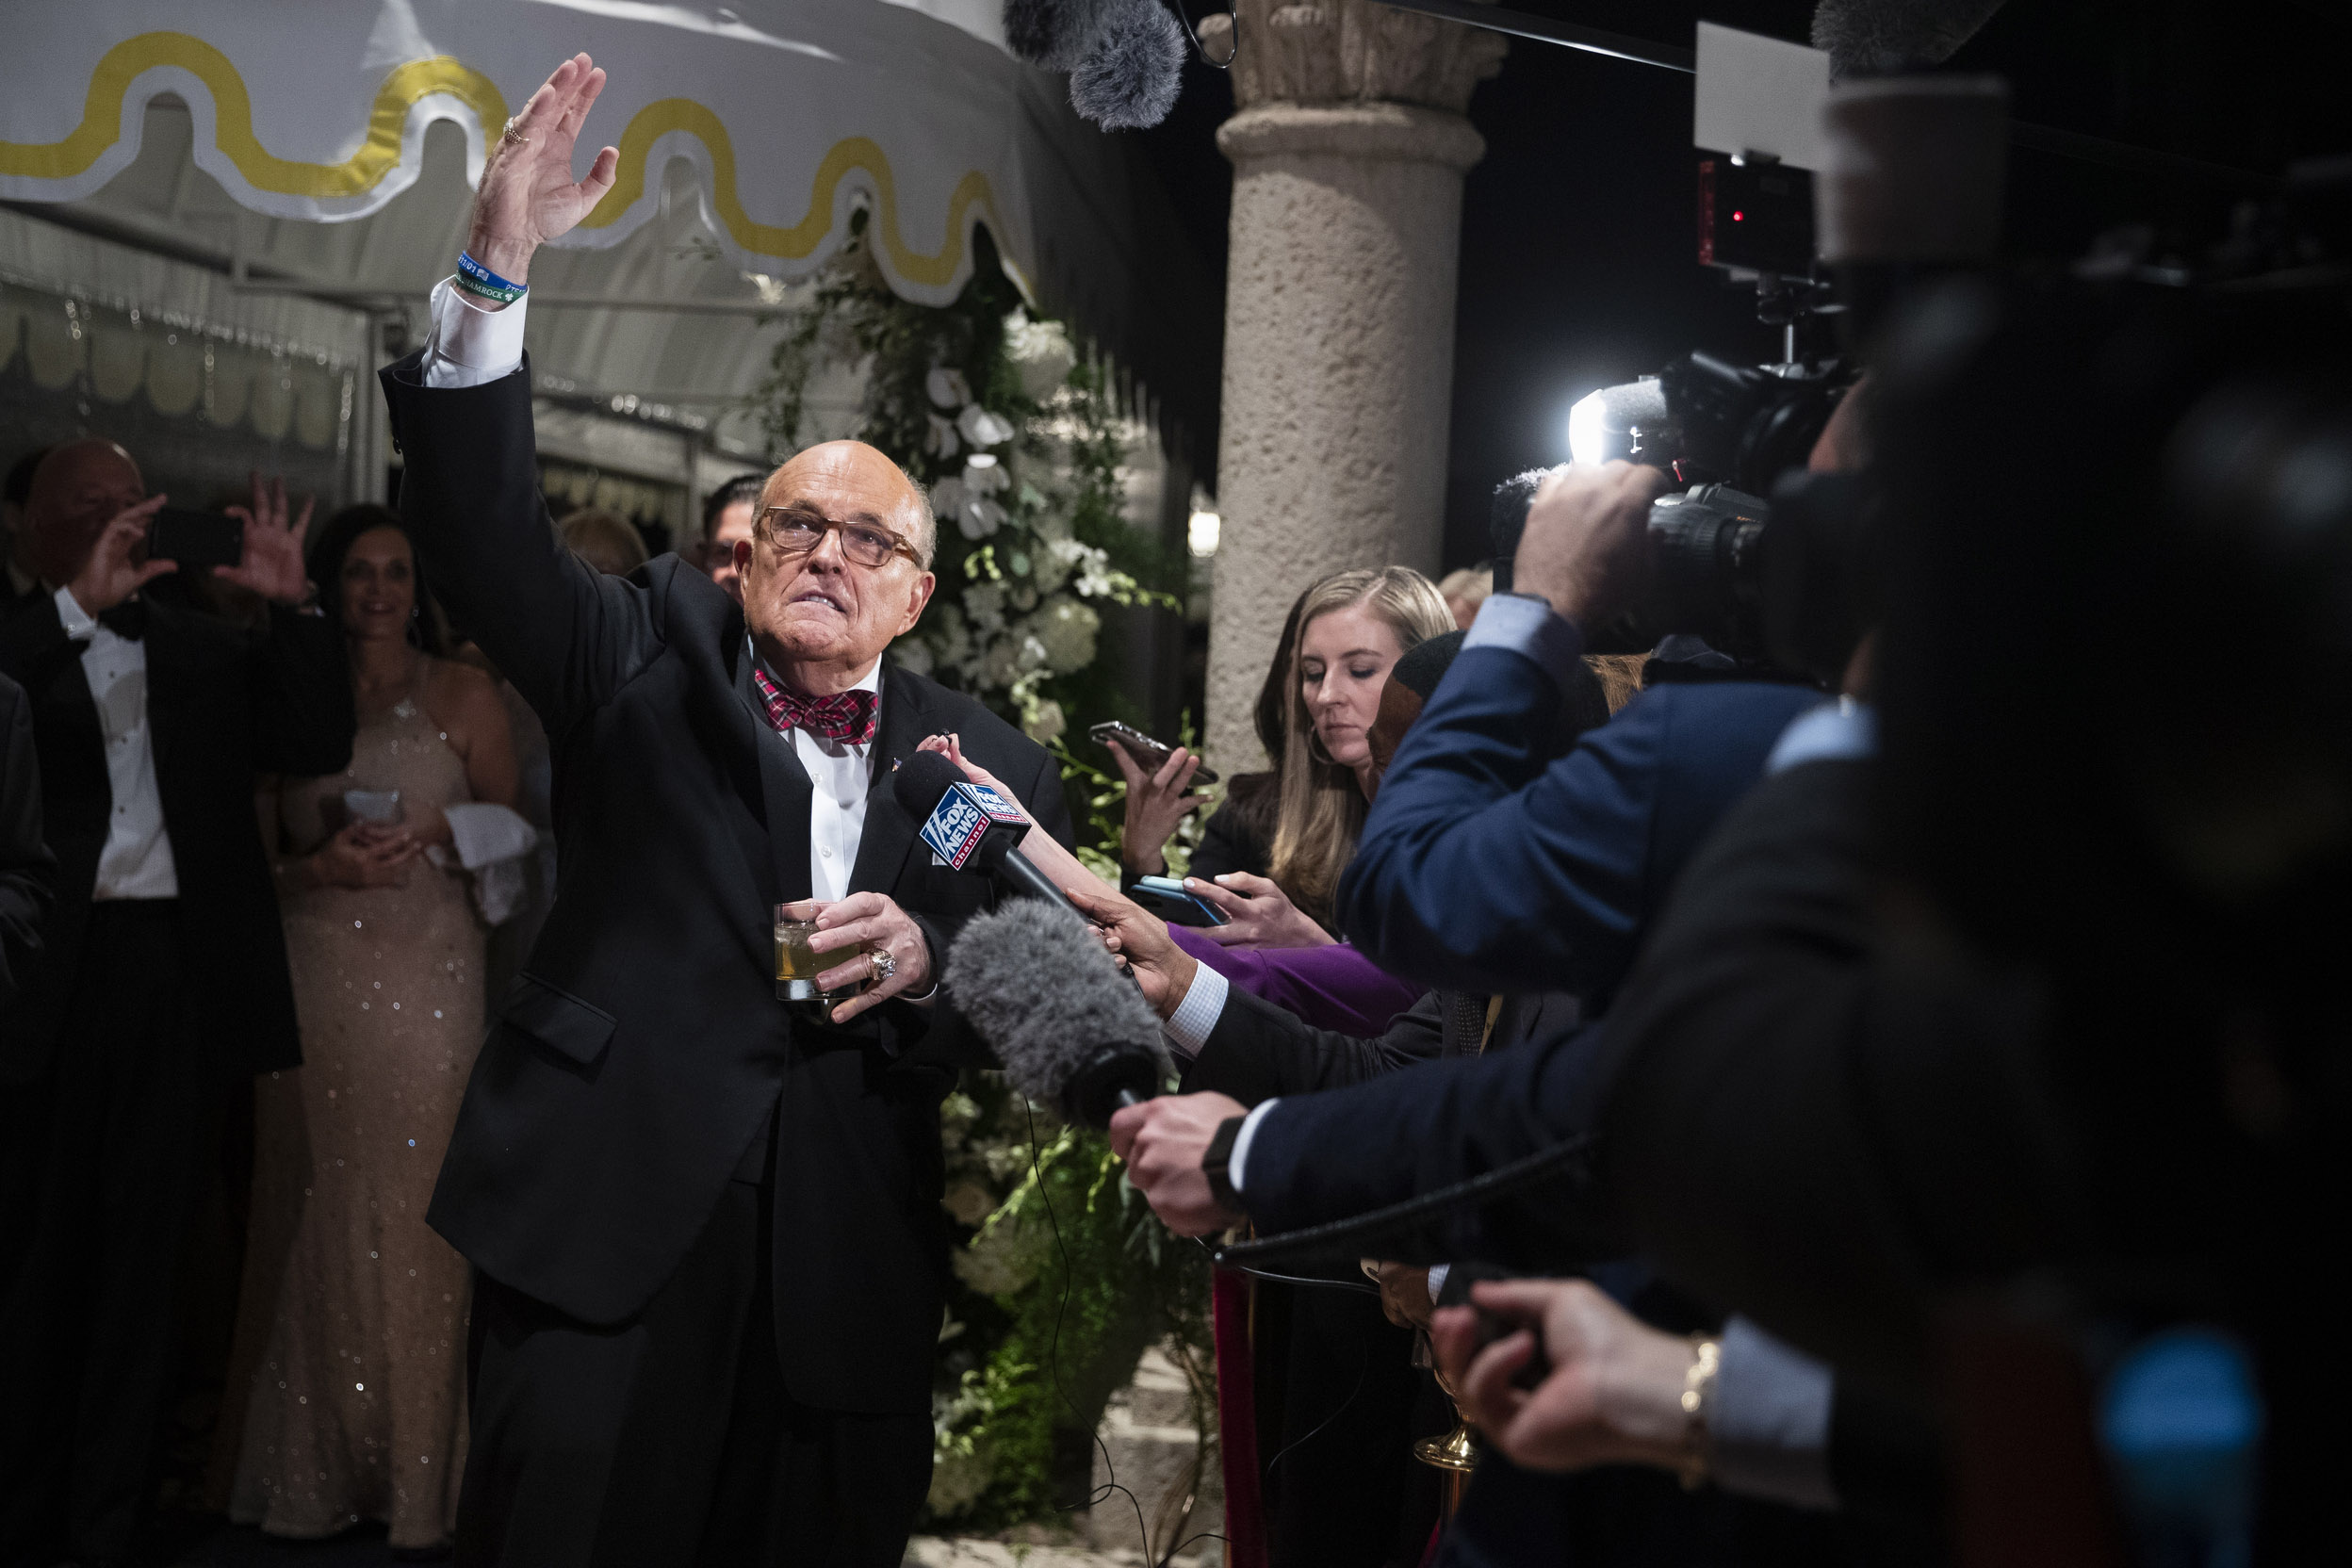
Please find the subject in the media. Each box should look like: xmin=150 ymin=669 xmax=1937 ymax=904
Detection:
xmin=1512 ymin=462 xmax=1670 ymax=631
xmin=65 ymin=497 xmax=173 ymax=618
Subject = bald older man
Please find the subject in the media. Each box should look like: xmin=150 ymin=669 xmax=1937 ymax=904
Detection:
xmin=0 ymin=441 xmax=351 ymax=1567
xmin=378 ymin=55 xmax=1073 ymax=1568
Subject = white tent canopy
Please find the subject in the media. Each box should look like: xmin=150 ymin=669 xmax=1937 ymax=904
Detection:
xmin=0 ymin=0 xmax=1217 ymax=509
xmin=8 ymin=0 xmax=1067 ymax=301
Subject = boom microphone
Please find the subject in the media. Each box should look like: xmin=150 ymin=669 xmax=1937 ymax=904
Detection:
xmin=1069 ymin=0 xmax=1185 ymax=131
xmin=945 ymin=898 xmax=1170 ymax=1126
xmin=1809 ymin=0 xmax=2007 ymax=80
xmin=890 ymin=750 xmax=1084 ymax=918
xmin=1002 ymin=0 xmax=1185 ymax=131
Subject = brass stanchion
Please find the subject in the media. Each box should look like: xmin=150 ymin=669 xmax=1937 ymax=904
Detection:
xmin=1413 ymin=1351 xmax=1481 ymax=1518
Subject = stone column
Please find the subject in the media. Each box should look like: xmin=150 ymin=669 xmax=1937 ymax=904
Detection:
xmin=1204 ymin=0 xmax=1505 ymax=771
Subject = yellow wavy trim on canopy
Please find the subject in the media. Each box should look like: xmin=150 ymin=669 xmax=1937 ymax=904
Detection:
xmin=0 ymin=32 xmax=505 ymax=197
xmin=580 ymin=98 xmax=1004 ymax=288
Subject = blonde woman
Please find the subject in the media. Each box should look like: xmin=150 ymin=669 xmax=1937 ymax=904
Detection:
xmin=1183 ymin=565 xmax=1454 ymax=947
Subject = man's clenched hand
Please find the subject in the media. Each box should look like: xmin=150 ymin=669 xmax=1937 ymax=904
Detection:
xmin=1109 ymin=1091 xmax=1248 ymax=1235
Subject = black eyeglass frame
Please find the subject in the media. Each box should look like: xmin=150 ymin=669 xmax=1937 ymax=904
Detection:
xmin=755 ymin=506 xmax=927 ymax=570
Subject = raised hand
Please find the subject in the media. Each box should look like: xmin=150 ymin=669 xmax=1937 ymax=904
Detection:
xmin=220 ymin=470 xmax=316 ymax=605
xmin=65 ymin=496 xmax=172 ymax=616
xmin=1113 ymin=743 xmax=1205 ymax=878
xmin=466 ymin=54 xmax=621 ymax=287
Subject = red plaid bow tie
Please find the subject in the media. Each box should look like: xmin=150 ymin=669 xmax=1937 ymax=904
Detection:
xmin=753 ymin=668 xmax=880 ymax=744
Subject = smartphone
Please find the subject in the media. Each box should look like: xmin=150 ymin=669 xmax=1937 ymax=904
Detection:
xmin=343 ymin=789 xmax=404 ymax=825
xmin=1131 ymin=874 xmax=1229 ymax=928
xmin=148 ymin=507 xmax=245 ymax=568
xmin=1089 ymin=721 xmax=1219 ymax=786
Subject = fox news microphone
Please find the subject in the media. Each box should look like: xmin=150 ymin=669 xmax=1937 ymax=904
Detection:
xmin=891 ymin=750 xmax=1082 ymax=918
xmin=945 ymin=899 xmax=1170 ymax=1126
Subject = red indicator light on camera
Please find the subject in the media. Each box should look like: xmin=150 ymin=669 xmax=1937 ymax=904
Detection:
xmin=1732 ymin=210 xmax=1745 ymax=221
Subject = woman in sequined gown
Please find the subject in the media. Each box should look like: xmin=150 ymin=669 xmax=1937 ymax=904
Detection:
xmin=219 ymin=506 xmax=516 ymax=1552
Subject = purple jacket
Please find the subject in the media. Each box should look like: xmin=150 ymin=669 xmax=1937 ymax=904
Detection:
xmin=1167 ymin=925 xmax=1426 ymax=1037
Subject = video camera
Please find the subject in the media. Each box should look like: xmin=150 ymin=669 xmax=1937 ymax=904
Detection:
xmin=1549 ymin=349 xmax=1866 ymax=681
xmin=1486 ymin=64 xmax=2017 ymax=683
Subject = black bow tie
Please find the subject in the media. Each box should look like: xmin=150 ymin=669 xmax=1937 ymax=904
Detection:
xmin=97 ymin=599 xmax=148 ymax=640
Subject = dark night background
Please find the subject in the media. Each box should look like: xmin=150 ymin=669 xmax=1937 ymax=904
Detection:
xmin=1132 ymin=0 xmax=2352 ymax=570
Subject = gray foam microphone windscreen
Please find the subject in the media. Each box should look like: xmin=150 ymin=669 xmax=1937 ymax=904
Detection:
xmin=1069 ymin=0 xmax=1185 ymax=131
xmin=944 ymin=897 xmax=1169 ymax=1113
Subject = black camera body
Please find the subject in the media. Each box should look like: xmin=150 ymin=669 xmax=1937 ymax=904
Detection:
xmin=1554 ymin=350 xmax=1868 ymax=682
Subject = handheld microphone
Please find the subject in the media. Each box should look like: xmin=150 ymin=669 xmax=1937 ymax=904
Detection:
xmin=945 ymin=898 xmax=1170 ymax=1126
xmin=891 ymin=750 xmax=1082 ymax=919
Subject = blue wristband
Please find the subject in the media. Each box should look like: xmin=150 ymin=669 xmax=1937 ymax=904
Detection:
xmin=455 ymin=251 xmax=527 ymax=304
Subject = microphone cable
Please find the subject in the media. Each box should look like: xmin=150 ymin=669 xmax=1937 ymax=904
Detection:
xmin=1021 ymin=1100 xmax=1153 ymax=1558
xmin=1211 ymin=1132 xmax=1598 ymax=1269
xmin=1191 ymin=1236 xmax=1380 ymax=1296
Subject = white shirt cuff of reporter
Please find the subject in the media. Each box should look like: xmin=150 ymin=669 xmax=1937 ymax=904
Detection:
xmin=421 ymin=277 xmax=530 ymax=389
xmin=1159 ymin=961 xmax=1229 ymax=1063
xmin=1153 ymin=966 xmax=1276 ymax=1200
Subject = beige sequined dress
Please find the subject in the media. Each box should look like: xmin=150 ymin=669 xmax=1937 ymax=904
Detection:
xmin=223 ymin=664 xmax=482 ymax=1549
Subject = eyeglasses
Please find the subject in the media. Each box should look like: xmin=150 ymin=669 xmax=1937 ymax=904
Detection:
xmin=757 ymin=507 xmax=924 ymax=570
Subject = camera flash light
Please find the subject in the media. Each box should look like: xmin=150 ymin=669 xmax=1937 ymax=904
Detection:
xmin=1568 ymin=389 xmax=1609 ymax=466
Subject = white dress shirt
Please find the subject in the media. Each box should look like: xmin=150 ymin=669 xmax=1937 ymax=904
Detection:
xmin=782 ymin=653 xmax=883 ymax=903
xmin=420 ymin=279 xmax=887 ymax=906
xmin=8 ymin=564 xmax=177 ymax=899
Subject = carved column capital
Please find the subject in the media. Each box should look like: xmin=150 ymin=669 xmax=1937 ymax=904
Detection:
xmin=1229 ymin=0 xmax=1509 ymax=112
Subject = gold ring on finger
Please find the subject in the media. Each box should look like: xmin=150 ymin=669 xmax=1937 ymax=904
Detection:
xmin=869 ymin=947 xmax=898 ymax=984
xmin=501 ymin=117 xmax=530 ymax=147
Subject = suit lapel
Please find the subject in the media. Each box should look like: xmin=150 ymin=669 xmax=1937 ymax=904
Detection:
xmin=847 ymin=663 xmax=929 ymax=896
xmin=732 ymin=640 xmax=813 ymax=905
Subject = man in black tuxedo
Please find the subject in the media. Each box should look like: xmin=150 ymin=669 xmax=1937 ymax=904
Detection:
xmin=0 ymin=443 xmax=352 ymax=1567
xmin=381 ymin=54 xmax=1073 ymax=1568
xmin=0 ymin=668 xmax=53 ymax=1011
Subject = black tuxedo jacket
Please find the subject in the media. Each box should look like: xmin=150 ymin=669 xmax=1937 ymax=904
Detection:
xmin=0 ymin=670 xmax=56 ymax=1014
xmin=0 ymin=583 xmax=352 ymax=1083
xmin=380 ymin=351 xmax=1073 ymax=1415
xmin=1180 ymin=983 xmax=1581 ymax=1107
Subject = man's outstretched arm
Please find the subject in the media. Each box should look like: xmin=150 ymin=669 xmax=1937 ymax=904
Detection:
xmin=377 ymin=55 xmax=645 ymax=733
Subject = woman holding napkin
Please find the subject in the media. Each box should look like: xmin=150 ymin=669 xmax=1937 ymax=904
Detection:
xmin=215 ymin=503 xmax=525 ymax=1555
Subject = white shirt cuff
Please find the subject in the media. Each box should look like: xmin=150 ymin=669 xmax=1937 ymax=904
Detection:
xmin=53 ymin=584 xmax=96 ymax=640
xmin=422 ymin=277 xmax=530 ymax=388
xmin=1426 ymin=1262 xmax=1451 ymax=1300
xmin=1461 ymin=592 xmax=1587 ymax=688
xmin=1227 ymin=1097 xmax=1278 ymax=1196
xmin=1766 ymin=697 xmax=1878 ymax=776
xmin=1709 ymin=1315 xmax=1839 ymax=1510
xmin=1161 ymin=963 xmax=1229 ymax=1062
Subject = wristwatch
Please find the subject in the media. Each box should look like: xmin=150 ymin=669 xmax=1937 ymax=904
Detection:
xmin=1201 ymin=1115 xmax=1246 ymax=1215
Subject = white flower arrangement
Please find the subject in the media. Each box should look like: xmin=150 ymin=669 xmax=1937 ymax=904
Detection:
xmin=887 ymin=320 xmax=1170 ymax=723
